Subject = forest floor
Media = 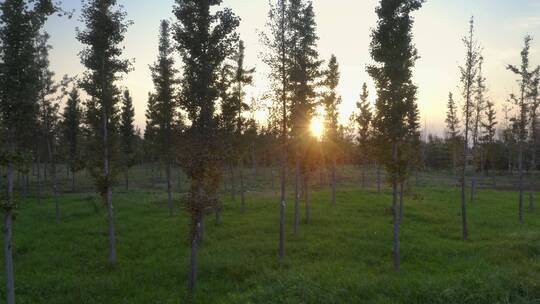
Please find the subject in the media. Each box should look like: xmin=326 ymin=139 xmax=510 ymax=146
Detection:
xmin=2 ymin=182 xmax=540 ymax=303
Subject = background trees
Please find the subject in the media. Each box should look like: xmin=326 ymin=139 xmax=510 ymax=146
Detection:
xmin=77 ymin=0 xmax=132 ymax=266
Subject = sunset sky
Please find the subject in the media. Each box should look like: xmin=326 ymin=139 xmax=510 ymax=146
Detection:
xmin=44 ymin=0 xmax=540 ymax=135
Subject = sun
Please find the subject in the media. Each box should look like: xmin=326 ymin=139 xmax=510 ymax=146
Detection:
xmin=310 ymin=116 xmax=325 ymax=139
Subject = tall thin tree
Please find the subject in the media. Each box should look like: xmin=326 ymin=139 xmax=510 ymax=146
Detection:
xmin=77 ymin=0 xmax=132 ymax=266
xmin=367 ymin=0 xmax=424 ymax=271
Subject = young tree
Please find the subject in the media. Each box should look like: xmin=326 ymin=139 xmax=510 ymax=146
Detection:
xmin=173 ymin=0 xmax=239 ymax=294
xmin=229 ymin=40 xmax=255 ymax=213
xmin=355 ymin=83 xmax=373 ymax=189
xmin=119 ymin=89 xmax=136 ymax=191
xmin=507 ymin=35 xmax=539 ymax=223
xmin=261 ymin=0 xmax=290 ymax=257
xmin=61 ymin=87 xmax=83 ymax=192
xmin=528 ymin=71 xmax=540 ymax=211
xmin=470 ymin=56 xmax=486 ymax=201
xmin=446 ymin=92 xmax=461 ymax=174
xmin=458 ymin=17 xmax=482 ymax=240
xmin=149 ymin=20 xmax=179 ymax=215
xmin=367 ymin=0 xmax=424 ymax=272
xmin=481 ymin=100 xmax=497 ymax=181
xmin=0 ymin=1 xmax=61 ymax=302
xmin=288 ymin=0 xmax=321 ymax=228
xmin=36 ymin=33 xmax=70 ymax=223
xmin=322 ymin=54 xmax=341 ymax=205
xmin=77 ymin=0 xmax=132 ymax=266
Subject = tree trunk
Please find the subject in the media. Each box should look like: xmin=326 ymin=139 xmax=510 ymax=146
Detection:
xmin=239 ymin=158 xmax=245 ymax=213
xmin=125 ymin=168 xmax=129 ymax=191
xmin=361 ymin=162 xmax=366 ymax=189
xmin=331 ymin=158 xmax=336 ymax=204
xmin=391 ymin=143 xmax=400 ymax=272
xmin=72 ymin=169 xmax=76 ymax=193
xmin=294 ymin=157 xmax=300 ymax=234
xmin=4 ymin=146 xmax=15 ymax=304
xmin=229 ymin=163 xmax=236 ymax=202
xmin=518 ymin=140 xmax=524 ymax=223
xmin=399 ymin=181 xmax=404 ymax=224
xmin=166 ymin=163 xmax=173 ymax=216
xmin=46 ymin=132 xmax=60 ymax=223
xmin=36 ymin=156 xmax=41 ymax=204
xmin=305 ymin=174 xmax=310 ymax=225
xmin=530 ymin=147 xmax=536 ymax=212
xmin=470 ymin=176 xmax=476 ymax=203
xmin=188 ymin=217 xmax=200 ymax=296
xmin=461 ymin=151 xmax=469 ymax=241
xmin=377 ymin=164 xmax=382 ymax=193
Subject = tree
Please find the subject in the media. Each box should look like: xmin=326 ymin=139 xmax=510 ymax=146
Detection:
xmin=322 ymin=54 xmax=341 ymax=205
xmin=481 ymin=100 xmax=497 ymax=179
xmin=367 ymin=0 xmax=424 ymax=272
xmin=61 ymin=87 xmax=83 ymax=192
xmin=173 ymin=0 xmax=239 ymax=294
xmin=528 ymin=71 xmax=540 ymax=211
xmin=229 ymin=40 xmax=255 ymax=213
xmin=507 ymin=35 xmax=539 ymax=223
xmin=119 ymin=89 xmax=136 ymax=191
xmin=36 ymin=33 xmax=70 ymax=223
xmin=261 ymin=0 xmax=290 ymax=258
xmin=446 ymin=92 xmax=461 ymax=173
xmin=458 ymin=17 xmax=482 ymax=240
xmin=288 ymin=0 xmax=322 ymax=228
xmin=470 ymin=56 xmax=487 ymax=201
xmin=77 ymin=0 xmax=132 ymax=266
xmin=0 ymin=1 xmax=61 ymax=302
xmin=149 ymin=19 xmax=179 ymax=215
xmin=355 ymin=83 xmax=373 ymax=189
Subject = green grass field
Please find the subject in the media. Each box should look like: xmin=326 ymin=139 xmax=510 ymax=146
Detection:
xmin=2 ymin=180 xmax=540 ymax=303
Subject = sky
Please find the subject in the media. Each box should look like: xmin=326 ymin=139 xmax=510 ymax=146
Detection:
xmin=43 ymin=0 xmax=540 ymax=135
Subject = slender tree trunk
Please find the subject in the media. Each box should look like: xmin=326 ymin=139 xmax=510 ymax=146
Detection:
xmin=239 ymin=158 xmax=245 ymax=213
xmin=391 ymin=143 xmax=400 ymax=272
xmin=331 ymin=158 xmax=336 ymax=204
xmin=166 ymin=162 xmax=173 ymax=216
xmin=71 ymin=168 xmax=76 ymax=193
xmin=361 ymin=162 xmax=366 ymax=189
xmin=518 ymin=140 xmax=524 ymax=223
xmin=188 ymin=216 xmax=200 ymax=296
xmin=461 ymin=146 xmax=469 ymax=241
xmin=530 ymin=147 xmax=536 ymax=212
xmin=470 ymin=176 xmax=476 ymax=203
xmin=399 ymin=181 xmax=404 ymax=224
xmin=251 ymin=142 xmax=257 ymax=176
xmin=125 ymin=168 xmax=129 ymax=191
xmin=294 ymin=157 xmax=300 ymax=234
xmin=377 ymin=164 xmax=382 ymax=193
xmin=4 ymin=141 xmax=15 ymax=304
xmin=304 ymin=174 xmax=310 ymax=225
xmin=36 ymin=154 xmax=41 ymax=204
xmin=46 ymin=132 xmax=60 ymax=223
xmin=229 ymin=163 xmax=236 ymax=202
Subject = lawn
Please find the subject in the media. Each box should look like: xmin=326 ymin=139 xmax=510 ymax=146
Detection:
xmin=2 ymin=182 xmax=540 ymax=303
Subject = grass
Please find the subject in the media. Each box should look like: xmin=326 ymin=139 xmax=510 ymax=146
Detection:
xmin=1 ymin=178 xmax=540 ymax=303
